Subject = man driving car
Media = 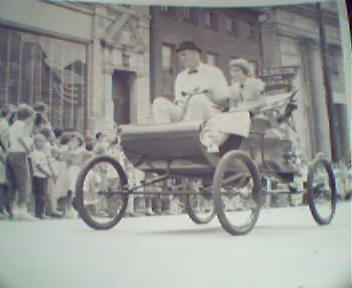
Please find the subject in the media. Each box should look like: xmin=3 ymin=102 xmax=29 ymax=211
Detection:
xmin=153 ymin=41 xmax=229 ymax=123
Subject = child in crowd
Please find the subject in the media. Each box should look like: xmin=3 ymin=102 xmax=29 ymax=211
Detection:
xmin=32 ymin=101 xmax=55 ymax=141
xmin=31 ymin=134 xmax=53 ymax=219
xmin=94 ymin=132 xmax=109 ymax=154
xmin=65 ymin=133 xmax=86 ymax=217
xmin=87 ymin=145 xmax=110 ymax=216
xmin=40 ymin=127 xmax=62 ymax=218
xmin=53 ymin=132 xmax=71 ymax=216
xmin=7 ymin=104 xmax=35 ymax=220
xmin=84 ymin=135 xmax=95 ymax=152
xmin=53 ymin=128 xmax=63 ymax=146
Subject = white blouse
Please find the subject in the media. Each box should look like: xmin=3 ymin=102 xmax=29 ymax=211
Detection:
xmin=229 ymin=77 xmax=265 ymax=111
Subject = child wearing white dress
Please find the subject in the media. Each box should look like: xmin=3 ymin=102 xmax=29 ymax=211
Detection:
xmin=40 ymin=127 xmax=62 ymax=218
xmin=53 ymin=133 xmax=70 ymax=214
xmin=65 ymin=134 xmax=85 ymax=218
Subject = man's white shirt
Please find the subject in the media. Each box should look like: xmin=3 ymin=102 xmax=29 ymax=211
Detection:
xmin=229 ymin=78 xmax=265 ymax=102
xmin=8 ymin=121 xmax=33 ymax=153
xmin=174 ymin=62 xmax=229 ymax=107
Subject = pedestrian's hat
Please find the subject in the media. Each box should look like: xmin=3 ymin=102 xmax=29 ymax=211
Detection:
xmin=176 ymin=41 xmax=202 ymax=53
xmin=16 ymin=103 xmax=34 ymax=120
xmin=33 ymin=101 xmax=48 ymax=113
xmin=229 ymin=58 xmax=250 ymax=74
xmin=0 ymin=104 xmax=15 ymax=117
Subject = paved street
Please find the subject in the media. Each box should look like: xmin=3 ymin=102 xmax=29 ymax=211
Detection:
xmin=0 ymin=202 xmax=351 ymax=288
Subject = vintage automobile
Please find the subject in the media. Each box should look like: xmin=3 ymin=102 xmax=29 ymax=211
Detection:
xmin=75 ymin=90 xmax=337 ymax=235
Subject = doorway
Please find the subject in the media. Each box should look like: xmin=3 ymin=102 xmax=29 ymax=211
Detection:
xmin=112 ymin=70 xmax=132 ymax=125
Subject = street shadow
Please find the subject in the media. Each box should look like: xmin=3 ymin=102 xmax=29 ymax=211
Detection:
xmin=138 ymin=226 xmax=225 ymax=236
xmin=253 ymin=224 xmax=325 ymax=235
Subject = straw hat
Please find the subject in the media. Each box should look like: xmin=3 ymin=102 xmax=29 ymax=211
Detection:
xmin=229 ymin=58 xmax=250 ymax=74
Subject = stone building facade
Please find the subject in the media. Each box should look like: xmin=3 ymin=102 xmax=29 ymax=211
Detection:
xmin=0 ymin=1 xmax=150 ymax=135
xmin=257 ymin=2 xmax=350 ymax=162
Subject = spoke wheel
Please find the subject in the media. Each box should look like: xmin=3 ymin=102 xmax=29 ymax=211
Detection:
xmin=307 ymin=157 xmax=336 ymax=225
xmin=76 ymin=155 xmax=128 ymax=230
xmin=185 ymin=180 xmax=215 ymax=224
xmin=213 ymin=151 xmax=261 ymax=235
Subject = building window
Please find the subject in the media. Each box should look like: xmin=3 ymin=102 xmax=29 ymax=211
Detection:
xmin=226 ymin=18 xmax=238 ymax=35
xmin=205 ymin=11 xmax=218 ymax=29
xmin=249 ymin=23 xmax=257 ymax=39
xmin=183 ymin=8 xmax=197 ymax=24
xmin=243 ymin=22 xmax=257 ymax=39
xmin=161 ymin=44 xmax=175 ymax=98
xmin=0 ymin=27 xmax=87 ymax=132
xmin=206 ymin=53 xmax=217 ymax=65
xmin=161 ymin=44 xmax=174 ymax=74
xmin=160 ymin=6 xmax=176 ymax=17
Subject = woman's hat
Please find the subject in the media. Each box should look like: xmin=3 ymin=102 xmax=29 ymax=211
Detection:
xmin=229 ymin=58 xmax=250 ymax=74
xmin=176 ymin=41 xmax=202 ymax=53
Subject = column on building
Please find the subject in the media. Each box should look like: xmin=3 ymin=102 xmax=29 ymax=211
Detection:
xmin=130 ymin=69 xmax=150 ymax=124
xmin=279 ymin=38 xmax=308 ymax=158
xmin=303 ymin=40 xmax=332 ymax=159
xmin=297 ymin=39 xmax=316 ymax=160
xmin=102 ymin=63 xmax=116 ymax=130
xmin=88 ymin=10 xmax=105 ymax=134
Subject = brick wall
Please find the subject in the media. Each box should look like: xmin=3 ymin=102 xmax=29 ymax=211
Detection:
xmin=150 ymin=7 xmax=262 ymax=101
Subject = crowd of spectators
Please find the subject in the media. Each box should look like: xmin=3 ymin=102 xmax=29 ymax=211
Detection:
xmin=0 ymin=102 xmax=182 ymax=221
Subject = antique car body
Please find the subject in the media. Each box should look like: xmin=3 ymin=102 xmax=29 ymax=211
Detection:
xmin=75 ymin=90 xmax=337 ymax=235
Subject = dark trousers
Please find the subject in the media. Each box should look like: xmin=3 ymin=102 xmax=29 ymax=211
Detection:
xmin=33 ymin=176 xmax=48 ymax=218
xmin=0 ymin=184 xmax=10 ymax=215
xmin=6 ymin=152 xmax=31 ymax=208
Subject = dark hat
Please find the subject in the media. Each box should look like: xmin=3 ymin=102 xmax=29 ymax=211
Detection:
xmin=176 ymin=41 xmax=202 ymax=53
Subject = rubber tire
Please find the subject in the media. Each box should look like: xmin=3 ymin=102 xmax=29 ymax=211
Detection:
xmin=213 ymin=151 xmax=261 ymax=236
xmin=185 ymin=189 xmax=216 ymax=224
xmin=76 ymin=155 xmax=128 ymax=230
xmin=307 ymin=157 xmax=336 ymax=225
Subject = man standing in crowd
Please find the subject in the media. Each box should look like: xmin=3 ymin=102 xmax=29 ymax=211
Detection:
xmin=153 ymin=41 xmax=229 ymax=123
xmin=7 ymin=104 xmax=35 ymax=220
xmin=0 ymin=104 xmax=13 ymax=218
